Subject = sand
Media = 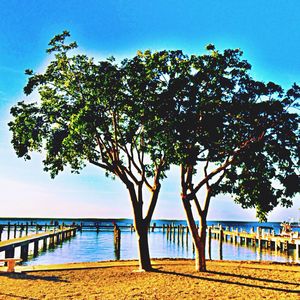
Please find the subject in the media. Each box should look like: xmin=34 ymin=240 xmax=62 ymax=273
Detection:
xmin=0 ymin=259 xmax=299 ymax=299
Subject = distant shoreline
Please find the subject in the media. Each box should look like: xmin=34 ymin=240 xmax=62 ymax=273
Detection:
xmin=0 ymin=217 xmax=280 ymax=223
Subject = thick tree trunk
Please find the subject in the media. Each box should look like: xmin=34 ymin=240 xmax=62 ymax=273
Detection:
xmin=195 ymin=218 xmax=207 ymax=271
xmin=195 ymin=247 xmax=205 ymax=271
xmin=126 ymin=181 xmax=156 ymax=271
xmin=181 ymin=197 xmax=206 ymax=271
xmin=136 ymin=226 xmax=152 ymax=271
xmin=192 ymin=223 xmax=207 ymax=271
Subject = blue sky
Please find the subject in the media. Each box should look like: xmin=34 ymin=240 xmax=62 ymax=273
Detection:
xmin=0 ymin=0 xmax=299 ymax=220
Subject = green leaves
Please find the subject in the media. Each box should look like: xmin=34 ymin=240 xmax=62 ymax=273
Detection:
xmin=9 ymin=101 xmax=45 ymax=159
xmin=46 ymin=31 xmax=78 ymax=54
xmin=9 ymin=31 xmax=300 ymax=222
xmin=9 ymin=32 xmax=173 ymax=185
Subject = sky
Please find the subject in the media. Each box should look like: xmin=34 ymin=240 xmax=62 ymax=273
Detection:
xmin=0 ymin=0 xmax=299 ymax=221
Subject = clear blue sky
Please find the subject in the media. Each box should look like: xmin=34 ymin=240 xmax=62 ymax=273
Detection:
xmin=0 ymin=0 xmax=299 ymax=220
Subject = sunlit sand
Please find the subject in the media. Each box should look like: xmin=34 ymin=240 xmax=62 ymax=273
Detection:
xmin=0 ymin=259 xmax=299 ymax=299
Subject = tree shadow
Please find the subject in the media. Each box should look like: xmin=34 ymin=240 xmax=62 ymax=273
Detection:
xmin=0 ymin=272 xmax=68 ymax=282
xmin=153 ymin=269 xmax=300 ymax=294
xmin=0 ymin=292 xmax=36 ymax=300
xmin=208 ymin=270 xmax=299 ymax=286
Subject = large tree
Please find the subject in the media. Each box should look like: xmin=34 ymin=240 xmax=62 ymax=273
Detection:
xmin=8 ymin=32 xmax=172 ymax=271
xmin=170 ymin=46 xmax=300 ymax=271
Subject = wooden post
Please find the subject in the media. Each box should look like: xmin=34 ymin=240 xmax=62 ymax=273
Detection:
xmin=0 ymin=225 xmax=3 ymax=241
xmin=21 ymin=244 xmax=29 ymax=260
xmin=208 ymin=226 xmax=212 ymax=260
xmin=25 ymin=222 xmax=29 ymax=236
xmin=14 ymin=224 xmax=17 ymax=238
xmin=49 ymin=235 xmax=54 ymax=248
xmin=151 ymin=223 xmax=156 ymax=232
xmin=33 ymin=240 xmax=39 ymax=257
xmin=114 ymin=224 xmax=121 ymax=260
xmin=56 ymin=233 xmax=60 ymax=244
xmin=186 ymin=226 xmax=189 ymax=245
xmin=181 ymin=225 xmax=184 ymax=245
xmin=5 ymin=246 xmax=15 ymax=258
xmin=43 ymin=238 xmax=47 ymax=251
xmin=7 ymin=222 xmax=11 ymax=240
xmin=219 ymin=228 xmax=223 ymax=260
xmin=173 ymin=224 xmax=176 ymax=242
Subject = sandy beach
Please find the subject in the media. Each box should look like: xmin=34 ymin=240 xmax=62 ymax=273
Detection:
xmin=0 ymin=259 xmax=299 ymax=299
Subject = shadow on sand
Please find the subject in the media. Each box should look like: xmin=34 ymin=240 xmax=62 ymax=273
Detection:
xmin=153 ymin=269 xmax=300 ymax=294
xmin=0 ymin=272 xmax=68 ymax=282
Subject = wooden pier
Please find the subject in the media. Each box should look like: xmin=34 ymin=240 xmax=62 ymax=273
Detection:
xmin=209 ymin=225 xmax=300 ymax=256
xmin=0 ymin=227 xmax=76 ymax=261
xmin=1 ymin=222 xmax=299 ymax=260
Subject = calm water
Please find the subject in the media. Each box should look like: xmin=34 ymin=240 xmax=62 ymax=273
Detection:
xmin=0 ymin=218 xmax=299 ymax=265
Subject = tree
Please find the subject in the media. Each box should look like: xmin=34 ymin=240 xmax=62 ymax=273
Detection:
xmin=8 ymin=31 xmax=171 ymax=271
xmin=116 ymin=47 xmax=298 ymax=271
xmin=9 ymin=32 xmax=300 ymax=273
xmin=170 ymin=46 xmax=300 ymax=271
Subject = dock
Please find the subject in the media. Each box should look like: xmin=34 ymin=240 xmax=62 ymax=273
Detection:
xmin=0 ymin=222 xmax=299 ymax=261
xmin=209 ymin=225 xmax=300 ymax=255
xmin=0 ymin=227 xmax=76 ymax=261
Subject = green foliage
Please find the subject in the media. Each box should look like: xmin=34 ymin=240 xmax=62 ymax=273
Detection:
xmin=9 ymin=32 xmax=300 ymax=222
xmin=9 ymin=32 xmax=172 ymax=182
xmin=157 ymin=45 xmax=299 ymax=221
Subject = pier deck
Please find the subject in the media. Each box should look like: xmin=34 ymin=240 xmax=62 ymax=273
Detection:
xmin=0 ymin=227 xmax=76 ymax=261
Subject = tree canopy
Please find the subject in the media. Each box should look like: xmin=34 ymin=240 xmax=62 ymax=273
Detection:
xmin=154 ymin=44 xmax=300 ymax=271
xmin=8 ymin=31 xmax=175 ymax=271
xmin=8 ymin=32 xmax=300 ymax=272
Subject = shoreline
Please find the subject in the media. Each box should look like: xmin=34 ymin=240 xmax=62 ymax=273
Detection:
xmin=0 ymin=259 xmax=299 ymax=299
xmin=4 ymin=258 xmax=300 ymax=273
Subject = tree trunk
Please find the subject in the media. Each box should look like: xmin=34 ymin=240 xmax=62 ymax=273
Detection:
xmin=126 ymin=181 xmax=153 ymax=271
xmin=195 ymin=220 xmax=207 ymax=272
xmin=136 ymin=226 xmax=152 ymax=271
xmin=181 ymin=196 xmax=207 ymax=271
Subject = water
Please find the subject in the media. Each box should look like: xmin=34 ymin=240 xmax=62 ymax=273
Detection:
xmin=0 ymin=218 xmax=299 ymax=265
